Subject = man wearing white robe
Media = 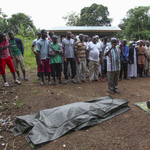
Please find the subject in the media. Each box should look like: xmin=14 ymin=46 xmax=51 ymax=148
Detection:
xmin=128 ymin=41 xmax=138 ymax=78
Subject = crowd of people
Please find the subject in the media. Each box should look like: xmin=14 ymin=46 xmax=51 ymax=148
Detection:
xmin=0 ymin=29 xmax=150 ymax=94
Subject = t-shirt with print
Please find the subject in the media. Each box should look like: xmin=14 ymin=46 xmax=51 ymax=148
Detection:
xmin=50 ymin=43 xmax=62 ymax=64
xmin=9 ymin=39 xmax=22 ymax=56
xmin=62 ymin=38 xmax=75 ymax=58
xmin=88 ymin=42 xmax=101 ymax=62
xmin=0 ymin=37 xmax=10 ymax=59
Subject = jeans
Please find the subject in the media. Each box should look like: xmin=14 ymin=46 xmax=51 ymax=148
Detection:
xmin=64 ymin=58 xmax=75 ymax=80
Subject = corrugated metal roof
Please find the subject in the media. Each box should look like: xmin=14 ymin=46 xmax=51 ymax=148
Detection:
xmin=47 ymin=26 xmax=122 ymax=32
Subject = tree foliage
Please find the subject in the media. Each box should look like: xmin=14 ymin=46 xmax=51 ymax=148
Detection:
xmin=62 ymin=3 xmax=112 ymax=26
xmin=62 ymin=11 xmax=79 ymax=26
xmin=118 ymin=6 xmax=150 ymax=40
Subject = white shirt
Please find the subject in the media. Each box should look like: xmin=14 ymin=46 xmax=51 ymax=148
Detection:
xmin=88 ymin=42 xmax=102 ymax=62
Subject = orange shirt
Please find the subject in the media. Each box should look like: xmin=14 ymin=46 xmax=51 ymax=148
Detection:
xmin=136 ymin=45 xmax=146 ymax=64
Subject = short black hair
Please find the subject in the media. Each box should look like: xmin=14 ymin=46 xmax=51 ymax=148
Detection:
xmin=41 ymin=29 xmax=47 ymax=34
xmin=66 ymin=31 xmax=71 ymax=35
xmin=103 ymin=37 xmax=107 ymax=41
xmin=52 ymin=35 xmax=58 ymax=39
xmin=8 ymin=30 xmax=14 ymax=34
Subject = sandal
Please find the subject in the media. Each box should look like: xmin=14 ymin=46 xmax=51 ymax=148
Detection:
xmin=108 ymin=91 xmax=115 ymax=94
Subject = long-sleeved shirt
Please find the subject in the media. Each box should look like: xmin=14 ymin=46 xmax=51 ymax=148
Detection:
xmin=120 ymin=45 xmax=129 ymax=61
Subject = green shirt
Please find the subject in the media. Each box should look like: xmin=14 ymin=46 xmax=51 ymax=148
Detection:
xmin=9 ymin=39 xmax=22 ymax=56
xmin=50 ymin=43 xmax=62 ymax=64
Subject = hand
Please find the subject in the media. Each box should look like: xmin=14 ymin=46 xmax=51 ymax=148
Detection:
xmin=112 ymin=43 xmax=115 ymax=48
xmin=119 ymin=44 xmax=122 ymax=50
xmin=130 ymin=61 xmax=132 ymax=64
xmin=33 ymin=51 xmax=37 ymax=55
xmin=40 ymin=61 xmax=43 ymax=67
xmin=100 ymin=59 xmax=103 ymax=65
xmin=64 ymin=57 xmax=67 ymax=63
xmin=77 ymin=59 xmax=80 ymax=64
xmin=2 ymin=46 xmax=8 ymax=50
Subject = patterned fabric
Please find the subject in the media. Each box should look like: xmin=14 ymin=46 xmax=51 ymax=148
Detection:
xmin=104 ymin=45 xmax=121 ymax=72
xmin=0 ymin=37 xmax=10 ymax=59
xmin=74 ymin=40 xmax=86 ymax=60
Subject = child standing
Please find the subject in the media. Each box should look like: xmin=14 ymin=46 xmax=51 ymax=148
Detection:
xmin=36 ymin=29 xmax=51 ymax=85
xmin=0 ymin=32 xmax=20 ymax=86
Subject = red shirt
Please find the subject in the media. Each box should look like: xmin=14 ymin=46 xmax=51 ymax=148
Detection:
xmin=0 ymin=37 xmax=10 ymax=59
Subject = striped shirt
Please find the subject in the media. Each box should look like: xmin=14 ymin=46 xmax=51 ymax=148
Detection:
xmin=104 ymin=45 xmax=121 ymax=71
xmin=74 ymin=40 xmax=86 ymax=60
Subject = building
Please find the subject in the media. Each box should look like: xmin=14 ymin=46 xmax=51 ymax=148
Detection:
xmin=47 ymin=26 xmax=122 ymax=43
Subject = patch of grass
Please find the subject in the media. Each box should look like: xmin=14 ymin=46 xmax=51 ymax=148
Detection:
xmin=32 ymin=90 xmax=38 ymax=94
xmin=14 ymin=93 xmax=26 ymax=109
xmin=0 ymin=104 xmax=9 ymax=110
xmin=33 ymin=80 xmax=40 ymax=83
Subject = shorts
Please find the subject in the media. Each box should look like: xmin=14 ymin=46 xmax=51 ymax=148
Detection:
xmin=102 ymin=59 xmax=107 ymax=70
xmin=12 ymin=55 xmax=26 ymax=72
xmin=0 ymin=56 xmax=15 ymax=75
xmin=38 ymin=59 xmax=51 ymax=73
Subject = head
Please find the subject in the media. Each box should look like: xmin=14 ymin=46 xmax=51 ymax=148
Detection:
xmin=52 ymin=35 xmax=58 ymax=44
xmin=37 ymin=31 xmax=41 ymax=39
xmin=49 ymin=31 xmax=54 ymax=38
xmin=137 ymin=41 xmax=140 ymax=46
xmin=79 ymin=33 xmax=84 ymax=42
xmin=66 ymin=31 xmax=72 ymax=39
xmin=84 ymin=35 xmax=89 ymax=42
xmin=92 ymin=36 xmax=97 ymax=44
xmin=41 ymin=29 xmax=47 ymax=39
xmin=8 ymin=30 xmax=15 ymax=40
xmin=71 ymin=34 xmax=74 ymax=39
xmin=140 ymin=40 xmax=143 ymax=47
xmin=74 ymin=37 xmax=77 ymax=43
xmin=111 ymin=37 xmax=117 ymax=46
xmin=103 ymin=37 xmax=107 ymax=44
xmin=122 ymin=39 xmax=127 ymax=46
xmin=129 ymin=41 xmax=133 ymax=47
xmin=95 ymin=35 xmax=99 ymax=42
xmin=146 ymin=41 xmax=149 ymax=47
xmin=0 ymin=32 xmax=6 ymax=42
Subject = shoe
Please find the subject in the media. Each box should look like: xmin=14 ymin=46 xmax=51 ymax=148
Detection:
xmin=4 ymin=82 xmax=9 ymax=86
xmin=16 ymin=77 xmax=21 ymax=80
xmin=40 ymin=82 xmax=45 ymax=85
xmin=114 ymin=90 xmax=120 ymax=94
xmin=118 ymin=78 xmax=122 ymax=81
xmin=24 ymin=77 xmax=28 ymax=81
xmin=45 ymin=76 xmax=48 ymax=80
xmin=37 ymin=76 xmax=40 ymax=80
xmin=65 ymin=80 xmax=68 ymax=84
xmin=48 ymin=82 xmax=52 ymax=85
xmin=14 ymin=79 xmax=21 ymax=85
xmin=125 ymin=78 xmax=130 ymax=80
xmin=142 ymin=75 xmax=147 ymax=78
xmin=71 ymin=78 xmax=77 ymax=84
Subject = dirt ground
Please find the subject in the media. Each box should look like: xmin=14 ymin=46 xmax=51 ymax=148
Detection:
xmin=1 ymin=70 xmax=150 ymax=150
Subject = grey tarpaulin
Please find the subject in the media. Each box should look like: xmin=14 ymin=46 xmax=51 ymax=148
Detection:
xmin=11 ymin=96 xmax=130 ymax=146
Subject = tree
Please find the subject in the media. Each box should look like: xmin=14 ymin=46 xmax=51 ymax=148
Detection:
xmin=62 ymin=11 xmax=79 ymax=26
xmin=0 ymin=8 xmax=9 ymax=33
xmin=8 ymin=13 xmax=35 ymax=34
xmin=118 ymin=6 xmax=150 ymax=40
xmin=62 ymin=3 xmax=112 ymax=26
xmin=77 ymin=3 xmax=112 ymax=26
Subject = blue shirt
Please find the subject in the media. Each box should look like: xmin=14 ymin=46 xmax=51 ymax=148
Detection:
xmin=120 ymin=45 xmax=129 ymax=61
xmin=36 ymin=38 xmax=50 ymax=60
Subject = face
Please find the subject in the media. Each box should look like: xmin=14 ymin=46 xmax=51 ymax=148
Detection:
xmin=111 ymin=40 xmax=117 ymax=46
xmin=123 ymin=40 xmax=126 ymax=46
xmin=79 ymin=35 xmax=83 ymax=41
xmin=66 ymin=32 xmax=72 ymax=38
xmin=8 ymin=32 xmax=14 ymax=40
xmin=103 ymin=39 xmax=107 ymax=44
xmin=92 ymin=38 xmax=97 ymax=44
xmin=53 ymin=37 xmax=58 ymax=43
xmin=84 ymin=36 xmax=88 ymax=42
xmin=140 ymin=41 xmax=143 ymax=46
xmin=42 ymin=31 xmax=47 ymax=39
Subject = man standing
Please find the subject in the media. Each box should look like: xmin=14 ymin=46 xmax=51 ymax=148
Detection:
xmin=100 ymin=37 xmax=109 ymax=81
xmin=49 ymin=35 xmax=63 ymax=85
xmin=8 ymin=31 xmax=28 ymax=81
xmin=36 ymin=29 xmax=51 ymax=85
xmin=75 ymin=34 xmax=87 ymax=84
xmin=136 ymin=40 xmax=146 ymax=78
xmin=87 ymin=36 xmax=103 ymax=82
xmin=48 ymin=31 xmax=54 ymax=42
xmin=62 ymin=31 xmax=77 ymax=84
xmin=119 ymin=39 xmax=129 ymax=80
xmin=128 ymin=41 xmax=138 ymax=78
xmin=104 ymin=37 xmax=123 ymax=94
